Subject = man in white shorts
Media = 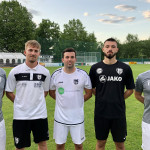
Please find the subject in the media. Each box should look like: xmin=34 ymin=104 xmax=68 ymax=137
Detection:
xmin=135 ymin=70 xmax=150 ymax=150
xmin=49 ymin=48 xmax=92 ymax=150
xmin=5 ymin=40 xmax=50 ymax=150
xmin=0 ymin=68 xmax=6 ymax=150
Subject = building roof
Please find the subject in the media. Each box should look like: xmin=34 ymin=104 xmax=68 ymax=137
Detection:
xmin=0 ymin=52 xmax=25 ymax=59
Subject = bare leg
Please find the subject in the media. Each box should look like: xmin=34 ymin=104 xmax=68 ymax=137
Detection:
xmin=56 ymin=143 xmax=65 ymax=150
xmin=115 ymin=142 xmax=125 ymax=150
xmin=96 ymin=140 xmax=107 ymax=150
xmin=38 ymin=141 xmax=47 ymax=150
xmin=74 ymin=143 xmax=83 ymax=150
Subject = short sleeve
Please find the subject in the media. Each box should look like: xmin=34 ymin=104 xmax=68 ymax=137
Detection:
xmin=135 ymin=75 xmax=143 ymax=92
xmin=5 ymin=68 xmax=16 ymax=92
xmin=43 ymin=70 xmax=51 ymax=91
xmin=84 ymin=73 xmax=92 ymax=89
xmin=125 ymin=66 xmax=135 ymax=89
xmin=49 ymin=74 xmax=56 ymax=90
xmin=89 ymin=66 xmax=96 ymax=88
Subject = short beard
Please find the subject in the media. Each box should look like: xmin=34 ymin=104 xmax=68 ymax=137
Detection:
xmin=104 ymin=52 xmax=117 ymax=59
xmin=29 ymin=60 xmax=36 ymax=63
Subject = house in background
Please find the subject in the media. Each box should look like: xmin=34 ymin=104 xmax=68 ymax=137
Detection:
xmin=0 ymin=52 xmax=26 ymax=67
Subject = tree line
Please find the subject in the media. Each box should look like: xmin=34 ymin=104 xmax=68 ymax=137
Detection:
xmin=0 ymin=0 xmax=150 ymax=62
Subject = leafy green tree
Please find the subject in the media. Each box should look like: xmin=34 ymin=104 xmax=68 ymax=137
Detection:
xmin=122 ymin=34 xmax=139 ymax=58
xmin=0 ymin=0 xmax=36 ymax=52
xmin=59 ymin=19 xmax=98 ymax=52
xmin=125 ymin=33 xmax=139 ymax=43
xmin=35 ymin=19 xmax=60 ymax=55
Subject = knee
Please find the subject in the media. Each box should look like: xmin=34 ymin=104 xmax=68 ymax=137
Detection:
xmin=115 ymin=142 xmax=125 ymax=150
xmin=96 ymin=140 xmax=106 ymax=149
xmin=75 ymin=144 xmax=83 ymax=150
xmin=56 ymin=144 xmax=65 ymax=149
xmin=38 ymin=141 xmax=47 ymax=149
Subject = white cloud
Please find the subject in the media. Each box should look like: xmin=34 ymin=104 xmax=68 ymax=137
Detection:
xmin=83 ymin=12 xmax=89 ymax=17
xmin=115 ymin=5 xmax=136 ymax=11
xmin=98 ymin=14 xmax=135 ymax=24
xmin=146 ymin=0 xmax=150 ymax=3
xmin=126 ymin=17 xmax=135 ymax=22
xmin=143 ymin=10 xmax=150 ymax=20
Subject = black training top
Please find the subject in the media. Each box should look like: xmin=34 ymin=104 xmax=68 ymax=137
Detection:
xmin=89 ymin=61 xmax=135 ymax=119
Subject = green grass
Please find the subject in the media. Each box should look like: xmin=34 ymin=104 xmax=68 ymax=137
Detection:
xmin=2 ymin=64 xmax=149 ymax=150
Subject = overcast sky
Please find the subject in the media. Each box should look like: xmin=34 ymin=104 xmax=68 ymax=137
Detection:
xmin=1 ymin=0 xmax=150 ymax=43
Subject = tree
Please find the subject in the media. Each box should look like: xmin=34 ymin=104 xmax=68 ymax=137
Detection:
xmin=35 ymin=19 xmax=60 ymax=55
xmin=59 ymin=19 xmax=98 ymax=52
xmin=125 ymin=33 xmax=139 ymax=43
xmin=122 ymin=34 xmax=139 ymax=58
xmin=0 ymin=0 xmax=36 ymax=52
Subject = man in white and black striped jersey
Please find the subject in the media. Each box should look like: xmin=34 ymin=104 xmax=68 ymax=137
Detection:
xmin=49 ymin=48 xmax=92 ymax=150
xmin=6 ymin=40 xmax=50 ymax=150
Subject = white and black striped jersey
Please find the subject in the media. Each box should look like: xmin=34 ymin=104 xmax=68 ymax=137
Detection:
xmin=5 ymin=63 xmax=50 ymax=120
xmin=50 ymin=67 xmax=92 ymax=125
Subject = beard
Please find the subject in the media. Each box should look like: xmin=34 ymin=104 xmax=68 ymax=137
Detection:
xmin=29 ymin=56 xmax=37 ymax=63
xmin=104 ymin=51 xmax=117 ymax=59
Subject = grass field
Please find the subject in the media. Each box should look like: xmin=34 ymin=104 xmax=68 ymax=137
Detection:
xmin=2 ymin=64 xmax=150 ymax=150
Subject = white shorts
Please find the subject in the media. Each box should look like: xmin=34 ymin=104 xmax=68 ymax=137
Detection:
xmin=142 ymin=121 xmax=150 ymax=150
xmin=53 ymin=121 xmax=85 ymax=145
xmin=0 ymin=119 xmax=6 ymax=150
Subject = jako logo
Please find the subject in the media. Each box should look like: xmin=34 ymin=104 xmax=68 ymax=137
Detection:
xmin=99 ymin=75 xmax=122 ymax=83
xmin=99 ymin=75 xmax=107 ymax=83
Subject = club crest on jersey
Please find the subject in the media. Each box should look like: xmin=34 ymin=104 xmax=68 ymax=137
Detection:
xmin=74 ymin=79 xmax=79 ymax=85
xmin=116 ymin=68 xmax=123 ymax=75
xmin=37 ymin=75 xmax=42 ymax=80
xmin=96 ymin=68 xmax=103 ymax=74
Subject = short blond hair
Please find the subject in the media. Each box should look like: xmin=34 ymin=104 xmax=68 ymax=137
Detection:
xmin=25 ymin=40 xmax=41 ymax=50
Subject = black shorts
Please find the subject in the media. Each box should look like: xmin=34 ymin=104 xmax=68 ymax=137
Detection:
xmin=94 ymin=117 xmax=127 ymax=142
xmin=13 ymin=118 xmax=49 ymax=149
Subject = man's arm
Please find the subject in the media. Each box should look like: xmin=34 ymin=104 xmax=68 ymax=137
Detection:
xmin=92 ymin=88 xmax=96 ymax=95
xmin=134 ymin=91 xmax=144 ymax=104
xmin=49 ymin=90 xmax=56 ymax=100
xmin=44 ymin=91 xmax=48 ymax=97
xmin=124 ymin=89 xmax=133 ymax=99
xmin=2 ymin=91 xmax=5 ymax=98
xmin=6 ymin=92 xmax=15 ymax=103
xmin=84 ymin=88 xmax=92 ymax=102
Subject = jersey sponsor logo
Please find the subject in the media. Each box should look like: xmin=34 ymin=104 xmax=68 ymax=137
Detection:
xmin=96 ymin=68 xmax=103 ymax=74
xmin=58 ymin=87 xmax=64 ymax=94
xmin=99 ymin=75 xmax=122 ymax=83
xmin=74 ymin=79 xmax=79 ymax=85
xmin=15 ymin=73 xmax=30 ymax=81
xmin=99 ymin=75 xmax=107 ymax=83
xmin=107 ymin=76 xmax=122 ymax=81
xmin=34 ymin=81 xmax=42 ymax=88
xmin=22 ymin=82 xmax=27 ymax=87
xmin=58 ymin=81 xmax=63 ymax=84
xmin=15 ymin=73 xmax=46 ymax=81
xmin=116 ymin=68 xmax=123 ymax=75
